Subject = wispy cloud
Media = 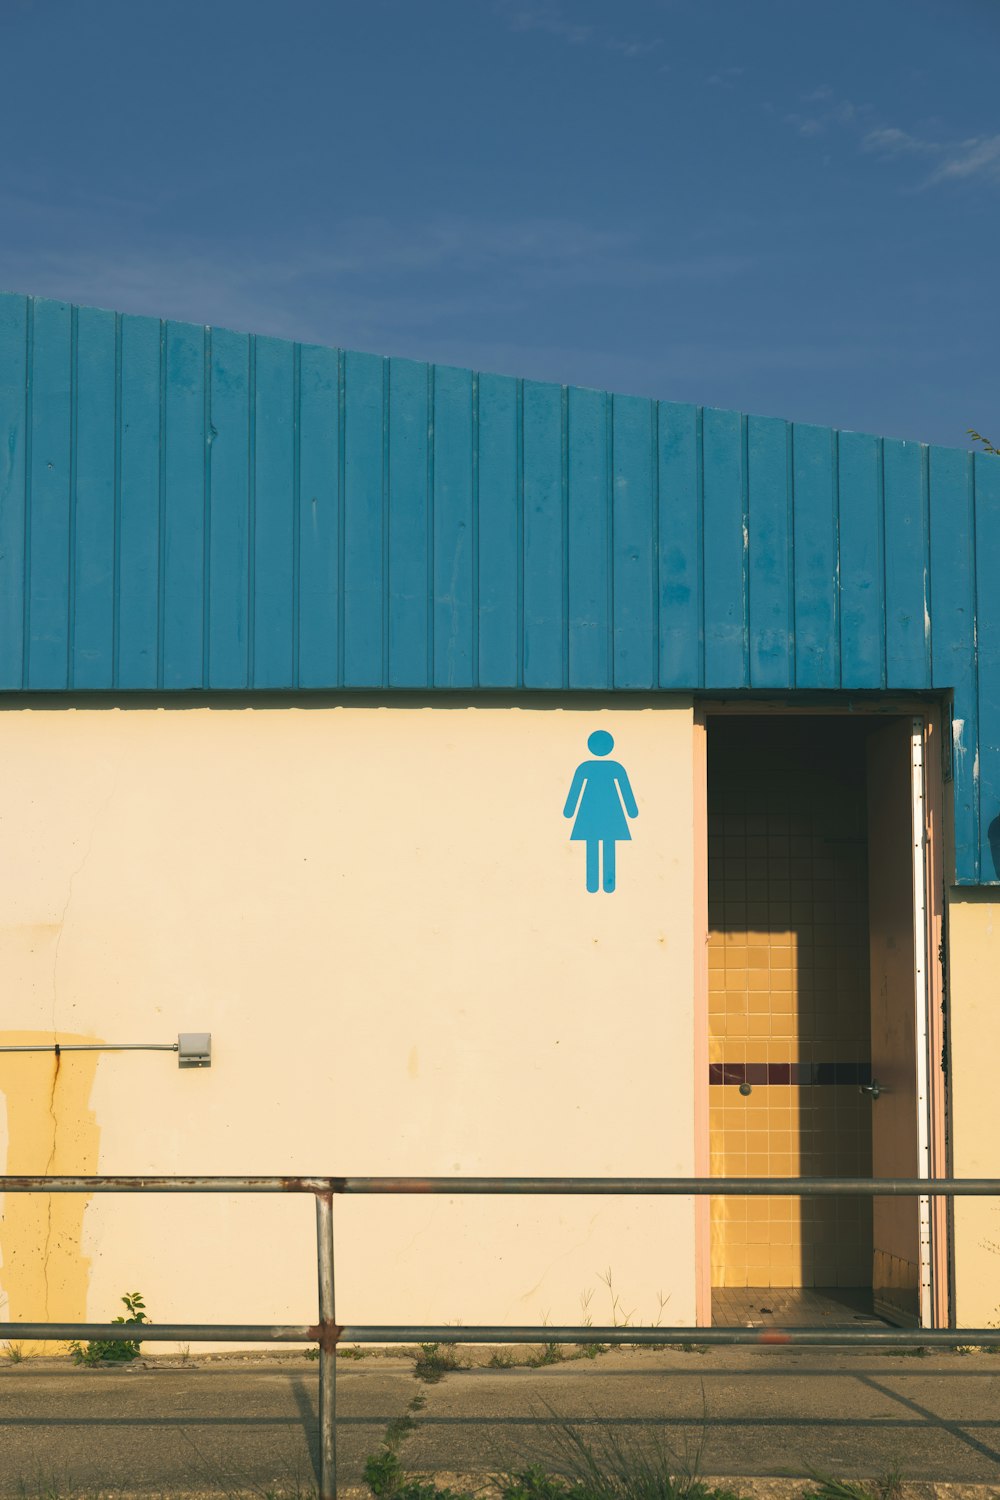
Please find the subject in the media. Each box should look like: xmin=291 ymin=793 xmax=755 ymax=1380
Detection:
xmin=861 ymin=126 xmax=935 ymax=159
xmin=784 ymin=85 xmax=1000 ymax=190
xmin=863 ymin=126 xmax=1000 ymax=186
xmin=499 ymin=1 xmax=661 ymax=60
xmin=927 ymin=135 xmax=1000 ymax=184
xmin=708 ymin=66 xmax=744 ymax=88
xmin=785 ymin=95 xmax=872 ymax=139
xmin=606 ymin=35 xmax=662 ymax=60
xmin=504 ymin=1 xmax=593 ymax=46
xmin=0 ymin=212 xmax=761 ymax=356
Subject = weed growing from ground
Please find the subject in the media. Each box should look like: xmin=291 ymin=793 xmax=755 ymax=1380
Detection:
xmin=488 ymin=1389 xmax=747 ymax=1500
xmin=3 ymin=1341 xmax=25 ymax=1363
xmin=363 ymin=1446 xmax=472 ymax=1500
xmin=577 ymin=1289 xmax=609 ymax=1360
xmin=596 ymin=1268 xmax=635 ymax=1345
xmin=384 ymin=1411 xmax=419 ymax=1447
xmin=364 ymin=1378 xmax=467 ymax=1499
xmin=529 ymin=1343 xmax=566 ymax=1367
xmin=413 ymin=1341 xmax=462 ymax=1382
xmin=527 ymin=1317 xmax=565 ymax=1368
xmin=802 ymin=1465 xmax=904 ymax=1500
xmin=67 ymin=1292 xmax=148 ymax=1366
xmin=500 ymin=1465 xmax=571 ymax=1500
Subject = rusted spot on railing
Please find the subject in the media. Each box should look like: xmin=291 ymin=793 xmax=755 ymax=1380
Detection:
xmin=280 ymin=1176 xmax=346 ymax=1195
xmin=348 ymin=1177 xmax=440 ymax=1193
xmin=0 ymin=1175 xmax=347 ymax=1194
xmin=308 ymin=1322 xmax=344 ymax=1352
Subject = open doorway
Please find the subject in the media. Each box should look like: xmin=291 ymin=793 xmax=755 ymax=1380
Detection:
xmin=704 ymin=712 xmax=945 ymax=1329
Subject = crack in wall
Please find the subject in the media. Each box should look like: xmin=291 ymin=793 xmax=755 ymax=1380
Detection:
xmin=50 ymin=775 xmax=118 ymax=1035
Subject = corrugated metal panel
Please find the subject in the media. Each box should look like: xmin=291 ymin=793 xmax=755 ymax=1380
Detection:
xmin=976 ymin=453 xmax=1000 ymax=884
xmin=0 ymin=291 xmax=997 ymax=883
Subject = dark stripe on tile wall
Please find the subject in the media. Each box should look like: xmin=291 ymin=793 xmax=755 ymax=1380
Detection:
xmin=709 ymin=1062 xmax=873 ymax=1086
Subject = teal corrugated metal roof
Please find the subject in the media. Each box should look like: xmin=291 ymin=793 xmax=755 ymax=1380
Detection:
xmin=1 ymin=291 xmax=998 ymax=883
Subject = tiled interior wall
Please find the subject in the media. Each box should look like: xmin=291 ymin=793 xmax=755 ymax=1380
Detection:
xmin=708 ymin=718 xmax=873 ymax=1289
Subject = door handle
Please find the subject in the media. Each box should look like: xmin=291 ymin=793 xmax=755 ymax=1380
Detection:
xmin=859 ymin=1080 xmax=882 ymax=1100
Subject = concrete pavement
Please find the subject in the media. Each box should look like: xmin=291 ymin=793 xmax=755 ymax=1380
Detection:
xmin=2 ymin=1347 xmax=1000 ymax=1494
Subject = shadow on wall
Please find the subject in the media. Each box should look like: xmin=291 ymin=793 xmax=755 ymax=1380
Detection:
xmin=990 ymin=815 xmax=1000 ymax=881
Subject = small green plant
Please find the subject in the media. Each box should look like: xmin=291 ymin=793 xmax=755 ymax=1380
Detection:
xmin=493 ymin=1393 xmax=730 ymax=1500
xmin=529 ymin=1341 xmax=565 ymax=1367
xmin=597 ymin=1267 xmax=635 ymax=1347
xmin=489 ymin=1347 xmax=519 ymax=1368
xmin=384 ymin=1411 xmax=419 ymax=1447
xmin=413 ymin=1340 xmax=461 ymax=1382
xmin=500 ymin=1465 xmax=571 ymax=1500
xmin=641 ymin=1289 xmax=674 ymax=1351
xmin=969 ymin=428 xmax=999 ymax=456
xmin=68 ymin=1291 xmax=148 ymax=1366
xmin=364 ymin=1447 xmax=405 ymax=1497
xmin=527 ymin=1313 xmax=565 ymax=1368
xmin=340 ymin=1343 xmax=369 ymax=1359
xmin=803 ymin=1465 xmax=904 ymax=1500
xmin=3 ymin=1341 xmax=25 ymax=1364
xmin=362 ymin=1441 xmax=472 ymax=1500
xmin=576 ymin=1288 xmax=608 ymax=1360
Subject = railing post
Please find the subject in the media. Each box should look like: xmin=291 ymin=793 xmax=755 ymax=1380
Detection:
xmin=316 ymin=1189 xmax=337 ymax=1499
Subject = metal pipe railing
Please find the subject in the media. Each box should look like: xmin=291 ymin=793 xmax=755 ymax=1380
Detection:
xmin=2 ymin=1174 xmax=999 ymax=1194
xmin=3 ymin=1174 xmax=1000 ymax=1499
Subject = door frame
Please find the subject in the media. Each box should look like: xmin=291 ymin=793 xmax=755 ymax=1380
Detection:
xmin=694 ymin=696 xmax=950 ymax=1329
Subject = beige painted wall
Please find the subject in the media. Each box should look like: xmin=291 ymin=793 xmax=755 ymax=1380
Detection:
xmin=949 ymin=889 xmax=1000 ymax=1329
xmin=0 ymin=700 xmax=696 ymax=1349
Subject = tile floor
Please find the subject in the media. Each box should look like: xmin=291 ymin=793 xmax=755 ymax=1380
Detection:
xmin=712 ymin=1284 xmax=889 ymax=1327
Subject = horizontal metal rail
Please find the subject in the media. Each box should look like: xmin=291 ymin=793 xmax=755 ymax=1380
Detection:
xmin=0 ymin=1044 xmax=178 ymax=1053
xmin=338 ymin=1176 xmax=999 ymax=1196
xmin=328 ymin=1325 xmax=1000 ymax=1348
xmin=6 ymin=1323 xmax=1000 ymax=1348
xmin=0 ymin=1175 xmax=332 ymax=1192
xmin=2 ymin=1175 xmax=998 ymax=1195
xmin=3 ymin=1323 xmax=321 ymax=1342
xmin=4 ymin=1173 xmax=1000 ymax=1497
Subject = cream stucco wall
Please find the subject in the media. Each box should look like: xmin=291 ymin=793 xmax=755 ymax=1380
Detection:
xmin=948 ymin=889 xmax=1000 ymax=1329
xmin=0 ymin=700 xmax=697 ymax=1348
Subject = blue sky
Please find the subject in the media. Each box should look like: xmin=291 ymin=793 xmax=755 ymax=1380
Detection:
xmin=1 ymin=0 xmax=997 ymax=446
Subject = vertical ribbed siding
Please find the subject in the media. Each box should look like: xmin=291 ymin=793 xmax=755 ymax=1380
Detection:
xmin=0 ymin=291 xmax=998 ymax=884
xmin=975 ymin=452 xmax=1000 ymax=882
xmin=930 ymin=447 xmax=980 ymax=881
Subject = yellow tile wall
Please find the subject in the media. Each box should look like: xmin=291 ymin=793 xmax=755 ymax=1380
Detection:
xmin=708 ymin=736 xmax=873 ymax=1290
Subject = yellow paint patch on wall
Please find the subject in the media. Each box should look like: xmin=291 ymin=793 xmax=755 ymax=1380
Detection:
xmin=0 ymin=1031 xmax=101 ymax=1352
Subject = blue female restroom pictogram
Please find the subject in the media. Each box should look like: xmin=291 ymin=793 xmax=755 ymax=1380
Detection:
xmin=563 ymin=732 xmax=639 ymax=893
